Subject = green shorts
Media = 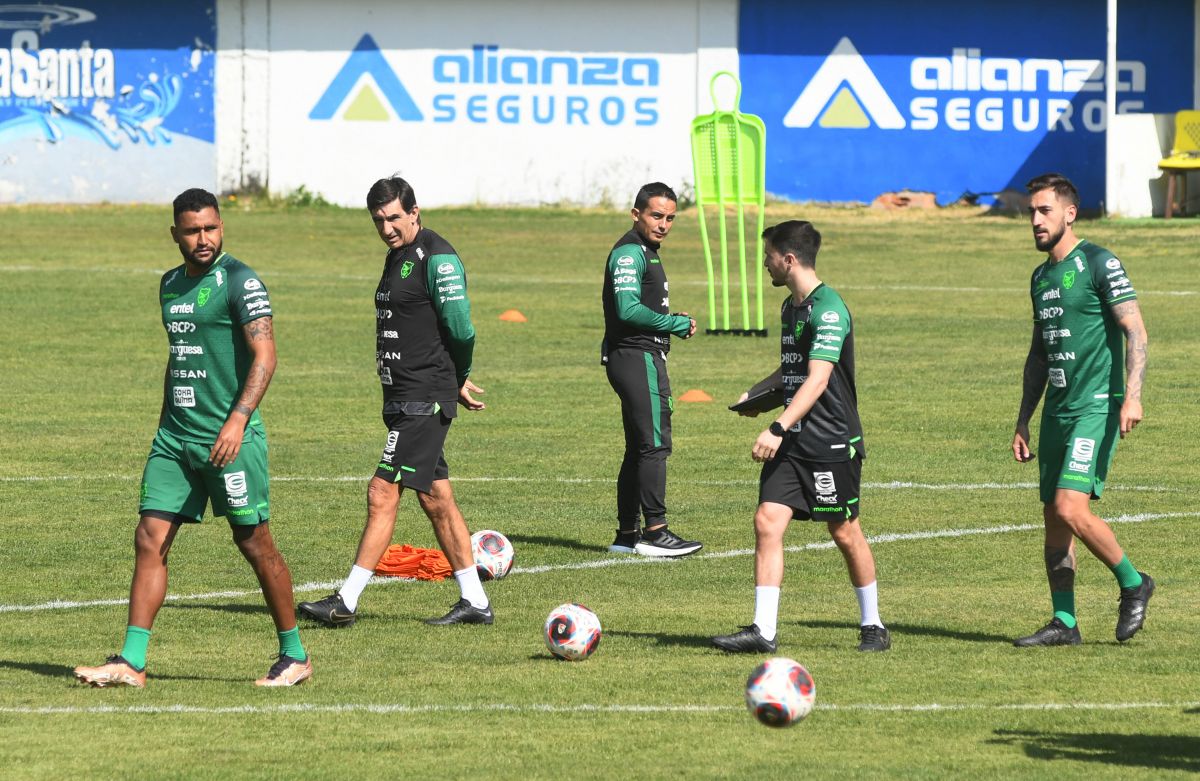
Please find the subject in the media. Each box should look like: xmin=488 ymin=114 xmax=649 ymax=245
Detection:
xmin=1038 ymin=408 xmax=1120 ymax=503
xmin=139 ymin=427 xmax=271 ymax=525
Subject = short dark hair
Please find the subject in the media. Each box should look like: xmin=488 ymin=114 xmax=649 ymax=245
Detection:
xmin=366 ymin=176 xmax=417 ymax=212
xmin=634 ymin=182 xmax=677 ymax=211
xmin=762 ymin=220 xmax=822 ymax=268
xmin=1026 ymin=173 xmax=1079 ymax=208
xmin=172 ymin=188 xmax=219 ymax=222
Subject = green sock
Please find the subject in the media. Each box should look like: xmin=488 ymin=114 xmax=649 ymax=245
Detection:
xmin=278 ymin=627 xmax=306 ymax=662
xmin=119 ymin=626 xmax=151 ymax=671
xmin=1051 ymin=592 xmax=1077 ymax=629
xmin=1109 ymin=555 xmax=1143 ymax=590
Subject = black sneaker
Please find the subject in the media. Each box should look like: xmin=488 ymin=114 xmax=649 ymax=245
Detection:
xmin=1116 ymin=572 xmax=1154 ymax=642
xmin=609 ymin=529 xmax=640 ymax=554
xmin=634 ymin=527 xmax=702 ymax=558
xmin=1013 ymin=617 xmax=1082 ymax=647
xmin=857 ymin=624 xmax=892 ymax=652
xmin=425 ymin=598 xmax=494 ymax=626
xmin=298 ymin=593 xmax=357 ymax=628
xmin=711 ymin=624 xmax=777 ymax=653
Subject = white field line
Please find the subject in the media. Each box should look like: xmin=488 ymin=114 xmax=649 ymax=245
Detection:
xmin=0 ymin=700 xmax=1197 ymax=717
xmin=0 ymin=473 xmax=1178 ymax=494
xmin=0 ymin=265 xmax=1195 ymax=297
xmin=2 ymin=511 xmax=1195 ymax=614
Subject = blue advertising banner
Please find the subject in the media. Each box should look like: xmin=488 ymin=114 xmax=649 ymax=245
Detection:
xmin=738 ymin=0 xmax=1195 ymax=207
xmin=0 ymin=1 xmax=215 ymax=202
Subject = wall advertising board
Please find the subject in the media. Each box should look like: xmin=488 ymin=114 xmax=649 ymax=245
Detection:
xmin=738 ymin=0 xmax=1196 ymax=208
xmin=0 ymin=1 xmax=216 ymax=203
xmin=268 ymin=0 xmax=707 ymax=207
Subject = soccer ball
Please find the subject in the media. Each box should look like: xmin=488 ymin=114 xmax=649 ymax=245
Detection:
xmin=744 ymin=657 xmax=816 ymax=727
xmin=543 ymin=603 xmax=602 ymax=661
xmin=471 ymin=530 xmax=514 ymax=581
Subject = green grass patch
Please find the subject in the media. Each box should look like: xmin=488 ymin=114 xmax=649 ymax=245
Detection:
xmin=1 ymin=204 xmax=1198 ymax=779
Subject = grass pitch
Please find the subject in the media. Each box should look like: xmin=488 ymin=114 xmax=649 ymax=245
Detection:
xmin=1 ymin=202 xmax=1198 ymax=779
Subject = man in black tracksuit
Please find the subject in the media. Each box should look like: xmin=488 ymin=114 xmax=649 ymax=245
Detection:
xmin=601 ymin=183 xmax=702 ymax=557
xmin=300 ymin=176 xmax=492 ymax=628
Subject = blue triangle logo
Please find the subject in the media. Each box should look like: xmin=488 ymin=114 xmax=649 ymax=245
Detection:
xmin=309 ymin=34 xmax=423 ymax=121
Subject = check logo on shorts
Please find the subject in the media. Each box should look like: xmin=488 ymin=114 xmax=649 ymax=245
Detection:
xmin=224 ymin=471 xmax=249 ymax=507
xmin=1068 ymin=437 xmax=1095 ymax=473
xmin=814 ymin=471 xmax=839 ymax=504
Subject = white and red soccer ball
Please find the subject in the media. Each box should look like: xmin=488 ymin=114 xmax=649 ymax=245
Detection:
xmin=543 ymin=603 xmax=602 ymax=661
xmin=471 ymin=530 xmax=514 ymax=581
xmin=744 ymin=657 xmax=816 ymax=727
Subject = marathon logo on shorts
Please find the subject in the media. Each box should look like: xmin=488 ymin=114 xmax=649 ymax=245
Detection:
xmin=383 ymin=431 xmax=399 ymax=459
xmin=814 ymin=471 xmax=839 ymax=504
xmin=1068 ymin=437 xmax=1095 ymax=473
xmin=173 ymin=386 xmax=196 ymax=407
xmin=224 ymin=471 xmax=249 ymax=507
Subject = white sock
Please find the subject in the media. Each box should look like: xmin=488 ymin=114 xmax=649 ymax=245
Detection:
xmin=753 ymin=586 xmax=780 ymax=641
xmin=338 ymin=565 xmax=374 ymax=612
xmin=455 ymin=566 xmax=489 ymax=609
xmin=855 ymin=581 xmax=882 ymax=627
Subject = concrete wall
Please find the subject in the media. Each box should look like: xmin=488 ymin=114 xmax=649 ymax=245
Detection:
xmin=214 ymin=0 xmax=740 ymax=207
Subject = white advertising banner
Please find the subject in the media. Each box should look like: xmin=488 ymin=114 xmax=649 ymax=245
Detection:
xmin=266 ymin=0 xmax=713 ymax=207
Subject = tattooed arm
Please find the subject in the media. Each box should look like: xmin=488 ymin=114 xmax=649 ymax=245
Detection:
xmin=1013 ymin=323 xmax=1047 ymax=463
xmin=209 ymin=317 xmax=277 ymax=467
xmin=1112 ymin=299 xmax=1147 ymax=438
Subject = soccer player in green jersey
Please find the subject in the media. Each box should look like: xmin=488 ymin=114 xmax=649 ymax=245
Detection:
xmin=74 ymin=189 xmax=311 ymax=688
xmin=1011 ymin=173 xmax=1153 ymax=647
xmin=601 ymin=183 xmax=702 ymax=557
xmin=299 ymin=176 xmax=491 ymax=628
xmin=712 ymin=220 xmax=889 ymax=653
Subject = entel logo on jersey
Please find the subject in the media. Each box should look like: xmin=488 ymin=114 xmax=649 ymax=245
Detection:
xmin=784 ymin=36 xmax=1147 ymax=133
xmin=309 ymin=34 xmax=660 ymax=127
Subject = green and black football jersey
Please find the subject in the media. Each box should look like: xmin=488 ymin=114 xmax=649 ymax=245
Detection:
xmin=1030 ymin=239 xmax=1136 ymax=417
xmin=375 ymin=227 xmax=474 ymax=405
xmin=779 ymin=284 xmax=865 ymax=463
xmin=601 ymin=229 xmax=691 ymax=359
xmin=158 ymin=252 xmax=270 ymax=443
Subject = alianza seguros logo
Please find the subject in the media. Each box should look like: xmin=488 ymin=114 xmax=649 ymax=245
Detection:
xmin=784 ymin=36 xmax=1149 ymax=133
xmin=310 ymin=34 xmax=661 ymax=126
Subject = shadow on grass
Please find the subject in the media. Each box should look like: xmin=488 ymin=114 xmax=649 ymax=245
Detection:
xmin=506 ymin=533 xmax=601 ymax=554
xmin=989 ymin=729 xmax=1200 ymax=773
xmin=0 ymin=659 xmax=244 ymax=685
xmin=790 ymin=618 xmax=1012 ymax=644
xmin=0 ymin=659 xmax=76 ymax=679
xmin=605 ymin=629 xmax=716 ymax=649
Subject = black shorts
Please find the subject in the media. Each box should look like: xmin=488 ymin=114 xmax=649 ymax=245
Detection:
xmin=758 ymin=453 xmax=861 ymax=522
xmin=375 ymin=401 xmax=455 ymax=494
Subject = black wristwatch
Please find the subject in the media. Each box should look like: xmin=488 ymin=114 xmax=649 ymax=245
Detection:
xmin=768 ymin=421 xmax=787 ymax=437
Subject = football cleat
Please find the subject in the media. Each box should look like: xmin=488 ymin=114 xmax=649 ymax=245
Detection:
xmin=298 ymin=593 xmax=357 ymax=628
xmin=1013 ymin=618 xmax=1082 ymax=647
xmin=1116 ymin=572 xmax=1154 ymax=642
xmin=425 ymin=598 xmax=494 ymax=625
xmin=857 ymin=624 xmax=892 ymax=652
xmin=711 ymin=624 xmax=777 ymax=654
xmin=255 ymin=654 xmax=313 ymax=687
xmin=634 ymin=527 xmax=702 ymax=558
xmin=74 ymin=655 xmax=146 ymax=688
